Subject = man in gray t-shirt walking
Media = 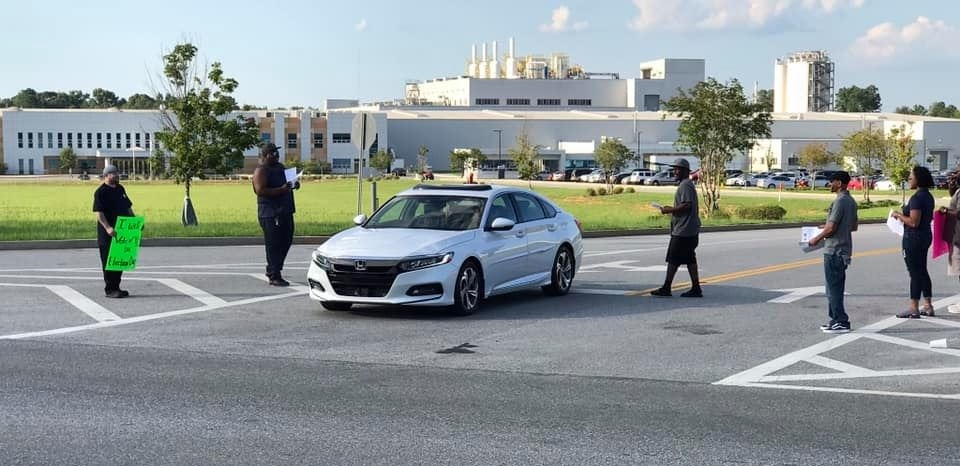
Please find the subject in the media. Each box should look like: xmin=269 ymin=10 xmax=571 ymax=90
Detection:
xmin=808 ymin=171 xmax=858 ymax=333
xmin=651 ymin=158 xmax=703 ymax=298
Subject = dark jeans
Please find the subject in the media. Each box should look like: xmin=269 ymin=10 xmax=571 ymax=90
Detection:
xmin=259 ymin=214 xmax=295 ymax=280
xmin=98 ymin=242 xmax=123 ymax=293
xmin=903 ymin=236 xmax=932 ymax=300
xmin=824 ymin=252 xmax=849 ymax=324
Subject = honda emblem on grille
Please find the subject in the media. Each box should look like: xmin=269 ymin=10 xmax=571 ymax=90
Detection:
xmin=354 ymin=260 xmax=367 ymax=271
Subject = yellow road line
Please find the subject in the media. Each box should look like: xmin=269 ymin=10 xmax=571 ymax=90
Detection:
xmin=625 ymin=247 xmax=900 ymax=296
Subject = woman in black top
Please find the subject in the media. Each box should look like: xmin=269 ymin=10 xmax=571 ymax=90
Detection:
xmin=891 ymin=166 xmax=935 ymax=318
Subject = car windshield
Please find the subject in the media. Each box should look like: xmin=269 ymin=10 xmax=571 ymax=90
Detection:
xmin=365 ymin=195 xmax=486 ymax=231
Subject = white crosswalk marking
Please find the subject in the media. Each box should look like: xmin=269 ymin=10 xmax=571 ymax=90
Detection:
xmin=155 ymin=279 xmax=228 ymax=306
xmin=44 ymin=285 xmax=121 ymax=322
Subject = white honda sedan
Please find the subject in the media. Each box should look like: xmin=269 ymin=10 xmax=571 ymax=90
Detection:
xmin=307 ymin=184 xmax=584 ymax=315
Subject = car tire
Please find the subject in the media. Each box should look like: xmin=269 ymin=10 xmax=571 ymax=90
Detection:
xmin=652 ymin=181 xmax=660 ymax=186
xmin=451 ymin=260 xmax=483 ymax=316
xmin=542 ymin=246 xmax=575 ymax=296
xmin=321 ymin=301 xmax=352 ymax=311
xmin=767 ymin=184 xmax=775 ymax=189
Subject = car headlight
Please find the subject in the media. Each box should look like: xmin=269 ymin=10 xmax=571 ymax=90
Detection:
xmin=312 ymin=252 xmax=331 ymax=270
xmin=398 ymin=252 xmax=454 ymax=272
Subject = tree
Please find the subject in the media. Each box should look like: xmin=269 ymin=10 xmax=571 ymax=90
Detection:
xmin=509 ymin=133 xmax=540 ymax=188
xmin=796 ymin=143 xmax=838 ymax=189
xmin=835 ymin=85 xmax=882 ymax=113
xmin=895 ymin=104 xmax=927 ymax=116
xmin=927 ymin=101 xmax=959 ymax=118
xmin=11 ymin=88 xmax=40 ymax=108
xmin=155 ymin=43 xmax=260 ymax=226
xmin=884 ymin=125 xmax=917 ymax=204
xmin=839 ymin=128 xmax=887 ymax=201
xmin=416 ymin=145 xmax=429 ymax=174
xmin=148 ymin=148 xmax=168 ymax=179
xmin=90 ymin=88 xmax=124 ymax=108
xmin=58 ymin=147 xmax=77 ymax=174
xmin=370 ymin=149 xmax=393 ymax=173
xmin=125 ymin=93 xmax=159 ymax=109
xmin=448 ymin=148 xmax=486 ymax=175
xmin=764 ymin=147 xmax=777 ymax=173
xmin=756 ymin=89 xmax=774 ymax=112
xmin=662 ymin=77 xmax=772 ymax=215
xmin=593 ymin=138 xmax=632 ymax=189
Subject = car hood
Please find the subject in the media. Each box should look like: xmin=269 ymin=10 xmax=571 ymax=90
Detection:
xmin=318 ymin=228 xmax=477 ymax=259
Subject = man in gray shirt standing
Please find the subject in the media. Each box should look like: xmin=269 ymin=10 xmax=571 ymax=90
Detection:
xmin=651 ymin=158 xmax=703 ymax=297
xmin=808 ymin=171 xmax=858 ymax=333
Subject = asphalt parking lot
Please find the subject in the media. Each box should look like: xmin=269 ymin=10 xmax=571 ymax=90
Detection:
xmin=2 ymin=225 xmax=959 ymax=401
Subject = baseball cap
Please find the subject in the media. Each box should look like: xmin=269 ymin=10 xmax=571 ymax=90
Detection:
xmin=830 ymin=171 xmax=851 ymax=184
xmin=260 ymin=142 xmax=279 ymax=157
xmin=670 ymin=158 xmax=691 ymax=170
xmin=102 ymin=165 xmax=118 ymax=176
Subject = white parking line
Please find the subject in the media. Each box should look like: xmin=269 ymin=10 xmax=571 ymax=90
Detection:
xmin=44 ymin=285 xmax=121 ymax=322
xmin=155 ymin=279 xmax=228 ymax=306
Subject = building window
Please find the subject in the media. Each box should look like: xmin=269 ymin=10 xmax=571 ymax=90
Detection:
xmin=145 ymin=133 xmax=151 ymax=150
xmin=97 ymin=133 xmax=102 ymax=149
xmin=37 ymin=132 xmax=43 ymax=149
xmin=116 ymin=133 xmax=121 ymax=147
xmin=332 ymin=158 xmax=352 ymax=170
xmin=135 ymin=133 xmax=141 ymax=148
xmin=643 ymin=94 xmax=661 ymax=111
xmin=47 ymin=132 xmax=53 ymax=148
xmin=506 ymin=98 xmax=530 ymax=105
xmin=287 ymin=133 xmax=297 ymax=149
xmin=537 ymin=98 xmax=561 ymax=106
xmin=67 ymin=133 xmax=73 ymax=148
xmin=18 ymin=132 xmax=23 ymax=148
xmin=567 ymin=99 xmax=592 ymax=106
xmin=475 ymin=98 xmax=500 ymax=105
xmin=87 ymin=133 xmax=93 ymax=149
xmin=58 ymin=133 xmax=63 ymax=149
xmin=312 ymin=133 xmax=324 ymax=149
xmin=27 ymin=133 xmax=33 ymax=149
xmin=106 ymin=133 xmax=112 ymax=149
xmin=125 ymin=133 xmax=131 ymax=149
xmin=76 ymin=133 xmax=82 ymax=148
xmin=260 ymin=132 xmax=272 ymax=144
xmin=332 ymin=133 xmax=351 ymax=144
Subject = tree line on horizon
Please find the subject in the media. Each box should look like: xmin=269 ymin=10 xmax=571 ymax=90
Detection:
xmin=0 ymin=88 xmax=287 ymax=112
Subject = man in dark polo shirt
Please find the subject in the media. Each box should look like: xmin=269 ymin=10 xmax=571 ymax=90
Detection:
xmin=93 ymin=164 xmax=134 ymax=298
xmin=252 ymin=143 xmax=299 ymax=286
xmin=808 ymin=171 xmax=858 ymax=333
xmin=651 ymin=158 xmax=703 ymax=298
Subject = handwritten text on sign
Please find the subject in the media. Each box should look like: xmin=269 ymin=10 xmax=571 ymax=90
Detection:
xmin=105 ymin=216 xmax=144 ymax=271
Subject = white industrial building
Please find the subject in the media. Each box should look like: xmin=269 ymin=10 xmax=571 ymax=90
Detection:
xmin=773 ymin=51 xmax=835 ymax=113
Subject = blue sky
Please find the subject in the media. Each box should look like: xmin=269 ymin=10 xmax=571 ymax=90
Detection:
xmin=1 ymin=0 xmax=958 ymax=110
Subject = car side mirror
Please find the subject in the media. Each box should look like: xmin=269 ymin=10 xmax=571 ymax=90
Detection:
xmin=488 ymin=217 xmax=515 ymax=231
xmin=353 ymin=214 xmax=367 ymax=225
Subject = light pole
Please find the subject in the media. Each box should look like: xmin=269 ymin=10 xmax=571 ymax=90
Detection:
xmin=636 ymin=131 xmax=643 ymax=169
xmin=493 ymin=129 xmax=503 ymax=179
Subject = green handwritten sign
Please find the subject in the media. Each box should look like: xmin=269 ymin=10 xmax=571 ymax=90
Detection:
xmin=105 ymin=216 xmax=144 ymax=271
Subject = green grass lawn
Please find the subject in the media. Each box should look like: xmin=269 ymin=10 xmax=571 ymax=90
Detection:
xmin=0 ymin=178 xmax=919 ymax=241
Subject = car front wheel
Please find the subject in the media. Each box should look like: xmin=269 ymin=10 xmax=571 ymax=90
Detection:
xmin=321 ymin=301 xmax=352 ymax=311
xmin=543 ymin=246 xmax=575 ymax=296
xmin=452 ymin=261 xmax=482 ymax=316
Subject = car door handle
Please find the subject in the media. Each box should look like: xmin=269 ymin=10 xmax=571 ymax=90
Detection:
xmin=515 ymin=231 xmax=525 ymax=238
xmin=546 ymin=224 xmax=557 ymax=232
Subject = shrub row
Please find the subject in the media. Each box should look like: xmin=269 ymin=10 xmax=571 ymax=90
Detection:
xmin=586 ymin=186 xmax=634 ymax=196
xmin=735 ymin=205 xmax=787 ymax=220
xmin=857 ymin=199 xmax=900 ymax=210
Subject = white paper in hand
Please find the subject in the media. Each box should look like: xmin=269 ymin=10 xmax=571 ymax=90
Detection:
xmin=886 ymin=210 xmax=904 ymax=237
xmin=799 ymin=226 xmax=824 ymax=253
xmin=650 ymin=202 xmax=663 ymax=210
xmin=284 ymin=167 xmax=302 ymax=183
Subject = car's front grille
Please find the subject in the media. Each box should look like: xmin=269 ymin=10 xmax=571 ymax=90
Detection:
xmin=326 ymin=259 xmax=398 ymax=298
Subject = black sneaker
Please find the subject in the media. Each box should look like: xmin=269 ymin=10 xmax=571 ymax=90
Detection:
xmin=819 ymin=322 xmax=834 ymax=331
xmin=680 ymin=288 xmax=703 ymax=298
xmin=821 ymin=322 xmax=851 ymax=333
xmin=268 ymin=277 xmax=290 ymax=287
xmin=650 ymin=287 xmax=671 ymax=297
xmin=105 ymin=290 xmax=125 ymax=298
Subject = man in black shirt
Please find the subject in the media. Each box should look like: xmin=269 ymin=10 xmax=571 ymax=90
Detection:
xmin=93 ymin=164 xmax=134 ymax=298
xmin=252 ymin=143 xmax=299 ymax=286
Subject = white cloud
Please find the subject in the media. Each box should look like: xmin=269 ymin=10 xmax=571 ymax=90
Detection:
xmin=355 ymin=19 xmax=368 ymax=32
xmin=850 ymin=16 xmax=957 ymax=62
xmin=540 ymin=6 xmax=588 ymax=32
xmin=629 ymin=0 xmax=865 ymax=31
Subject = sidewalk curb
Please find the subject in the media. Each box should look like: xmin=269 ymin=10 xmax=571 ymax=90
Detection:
xmin=0 ymin=220 xmax=887 ymax=251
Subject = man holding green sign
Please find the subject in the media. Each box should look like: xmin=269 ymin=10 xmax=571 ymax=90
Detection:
xmin=93 ymin=165 xmax=137 ymax=298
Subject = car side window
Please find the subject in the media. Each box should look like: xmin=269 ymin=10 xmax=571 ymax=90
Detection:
xmin=536 ymin=197 xmax=557 ymax=218
xmin=486 ymin=195 xmax=518 ymax=227
xmin=512 ymin=193 xmax=547 ymax=223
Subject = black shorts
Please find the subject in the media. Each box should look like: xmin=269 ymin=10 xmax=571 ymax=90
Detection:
xmin=666 ymin=235 xmax=699 ymax=265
